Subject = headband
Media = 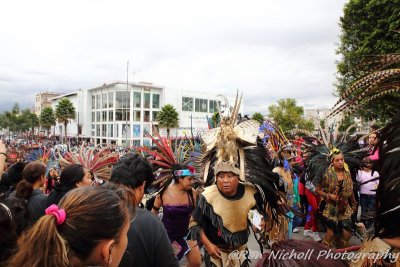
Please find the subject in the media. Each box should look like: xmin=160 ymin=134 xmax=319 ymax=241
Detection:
xmin=173 ymin=169 xmax=195 ymax=177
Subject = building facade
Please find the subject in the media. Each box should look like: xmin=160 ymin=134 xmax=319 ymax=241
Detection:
xmin=35 ymin=92 xmax=61 ymax=116
xmin=47 ymin=82 xmax=243 ymax=146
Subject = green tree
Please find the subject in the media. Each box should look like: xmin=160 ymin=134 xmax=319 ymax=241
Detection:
xmin=4 ymin=103 xmax=20 ymax=138
xmin=336 ymin=0 xmax=400 ymax=121
xmin=40 ymin=107 xmax=56 ymax=138
xmin=55 ymin=98 xmax=76 ymax=143
xmin=156 ymin=104 xmax=179 ymax=138
xmin=338 ymin=115 xmax=356 ymax=134
xmin=20 ymin=109 xmax=40 ymax=140
xmin=251 ymin=112 xmax=264 ymax=125
xmin=211 ymin=112 xmax=220 ymax=128
xmin=268 ymin=98 xmax=315 ymax=132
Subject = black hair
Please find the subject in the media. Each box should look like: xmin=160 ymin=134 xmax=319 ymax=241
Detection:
xmin=110 ymin=153 xmax=154 ymax=190
xmin=15 ymin=161 xmax=46 ymax=200
xmin=5 ymin=162 xmax=27 ymax=186
xmin=171 ymin=163 xmax=189 ymax=183
xmin=46 ymin=164 xmax=86 ymax=206
xmin=0 ymin=195 xmax=28 ymax=264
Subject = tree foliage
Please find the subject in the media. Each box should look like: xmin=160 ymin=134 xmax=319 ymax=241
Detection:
xmin=55 ymin=98 xmax=76 ymax=142
xmin=0 ymin=104 xmax=40 ymax=139
xmin=267 ymin=98 xmax=315 ymax=133
xmin=156 ymin=104 xmax=179 ymax=137
xmin=336 ymin=0 xmax=400 ymax=121
xmin=40 ymin=107 xmax=56 ymax=137
xmin=251 ymin=112 xmax=264 ymax=125
xmin=211 ymin=112 xmax=220 ymax=128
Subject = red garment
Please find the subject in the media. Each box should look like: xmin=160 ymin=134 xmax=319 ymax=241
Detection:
xmin=304 ymin=189 xmax=319 ymax=232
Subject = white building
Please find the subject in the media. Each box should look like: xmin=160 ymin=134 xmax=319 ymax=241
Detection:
xmin=50 ymin=91 xmax=84 ymax=140
xmin=47 ymin=82 xmax=243 ymax=146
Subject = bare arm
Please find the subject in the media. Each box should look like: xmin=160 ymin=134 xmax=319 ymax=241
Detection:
xmin=0 ymin=140 xmax=6 ymax=180
xmin=151 ymin=195 xmax=162 ymax=215
xmin=200 ymin=229 xmax=222 ymax=259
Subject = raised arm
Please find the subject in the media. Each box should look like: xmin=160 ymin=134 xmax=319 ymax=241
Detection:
xmin=0 ymin=140 xmax=7 ymax=180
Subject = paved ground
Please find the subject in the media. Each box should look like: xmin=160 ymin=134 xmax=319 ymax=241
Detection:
xmin=180 ymin=226 xmax=362 ymax=266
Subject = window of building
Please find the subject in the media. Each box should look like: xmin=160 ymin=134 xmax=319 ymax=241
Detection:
xmin=116 ymin=91 xmax=130 ymax=108
xmin=133 ymin=110 xmax=141 ymax=122
xmin=209 ymin=100 xmax=218 ymax=113
xmin=144 ymin=111 xmax=150 ymax=122
xmin=152 ymin=94 xmax=160 ymax=108
xmin=96 ymin=111 xmax=101 ymax=122
xmin=143 ymin=124 xmax=150 ymax=137
xmin=195 ymin=98 xmax=208 ymax=112
xmin=114 ymin=124 xmax=119 ymax=138
xmin=143 ymin=139 xmax=151 ymax=147
xmin=152 ymin=111 xmax=159 ymax=121
xmin=102 ymin=111 xmax=107 ymax=122
xmin=108 ymin=124 xmax=113 ymax=137
xmin=134 ymin=92 xmax=141 ymax=108
xmin=108 ymin=111 xmax=113 ymax=121
xmin=132 ymin=140 xmax=141 ymax=147
xmin=115 ymin=109 xmax=122 ymax=121
xmin=96 ymin=95 xmax=100 ymax=109
xmin=102 ymin=124 xmax=107 ymax=137
xmin=108 ymin=92 xmax=114 ymax=108
xmin=144 ymin=93 xmax=150 ymax=109
xmin=122 ymin=124 xmax=131 ymax=138
xmin=92 ymin=95 xmax=95 ymax=109
xmin=96 ymin=125 xmax=100 ymax=136
xmin=133 ymin=125 xmax=141 ymax=138
xmin=102 ymin=93 xmax=107 ymax=109
xmin=115 ymin=109 xmax=130 ymax=121
xmin=92 ymin=112 xmax=95 ymax=122
xmin=182 ymin=97 xmax=193 ymax=111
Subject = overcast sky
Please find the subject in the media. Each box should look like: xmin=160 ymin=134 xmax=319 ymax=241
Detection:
xmin=0 ymin=0 xmax=347 ymax=115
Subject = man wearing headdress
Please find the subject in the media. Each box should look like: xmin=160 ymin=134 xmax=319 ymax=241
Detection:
xmin=189 ymin=161 xmax=263 ymax=267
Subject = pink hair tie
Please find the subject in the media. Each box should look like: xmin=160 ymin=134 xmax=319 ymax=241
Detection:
xmin=45 ymin=204 xmax=66 ymax=225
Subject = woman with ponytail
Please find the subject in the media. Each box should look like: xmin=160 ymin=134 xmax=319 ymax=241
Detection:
xmin=7 ymin=186 xmax=134 ymax=267
xmin=14 ymin=161 xmax=47 ymax=227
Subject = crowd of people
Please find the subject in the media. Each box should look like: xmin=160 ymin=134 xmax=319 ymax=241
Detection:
xmin=0 ymin=107 xmax=399 ymax=267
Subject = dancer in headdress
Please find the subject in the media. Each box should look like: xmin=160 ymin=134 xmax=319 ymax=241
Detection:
xmin=136 ymin=129 xmax=202 ymax=266
xmin=188 ymin=92 xmax=286 ymax=267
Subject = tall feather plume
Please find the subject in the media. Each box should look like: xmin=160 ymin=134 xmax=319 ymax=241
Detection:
xmin=58 ymin=146 xmax=119 ymax=180
xmin=328 ymin=54 xmax=400 ymax=120
xmin=135 ymin=126 xmax=201 ymax=194
xmin=373 ymin=112 xmax=400 ymax=239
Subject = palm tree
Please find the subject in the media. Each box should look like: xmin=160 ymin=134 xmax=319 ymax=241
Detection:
xmin=40 ymin=107 xmax=56 ymax=138
xmin=156 ymin=104 xmax=179 ymax=138
xmin=55 ymin=98 xmax=76 ymax=143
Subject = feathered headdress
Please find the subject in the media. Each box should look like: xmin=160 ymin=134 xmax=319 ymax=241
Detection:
xmin=25 ymin=146 xmax=59 ymax=175
xmin=259 ymin=119 xmax=296 ymax=167
xmin=135 ymin=127 xmax=201 ymax=195
xmin=328 ymin=54 xmax=400 ymax=122
xmin=303 ymin=123 xmax=367 ymax=186
xmin=58 ymin=146 xmax=119 ymax=180
xmin=198 ymin=91 xmax=285 ymax=222
xmin=373 ymin=112 xmax=400 ymax=239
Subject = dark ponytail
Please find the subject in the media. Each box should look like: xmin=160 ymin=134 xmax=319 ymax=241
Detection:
xmin=15 ymin=161 xmax=46 ymax=200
